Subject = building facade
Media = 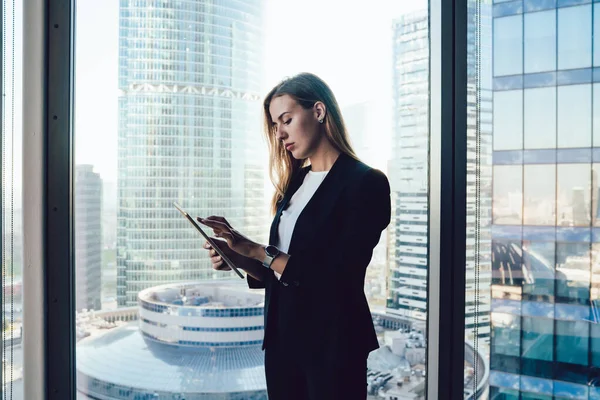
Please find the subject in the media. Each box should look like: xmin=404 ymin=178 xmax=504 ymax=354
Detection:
xmin=117 ymin=0 xmax=266 ymax=306
xmin=76 ymin=164 xmax=103 ymax=312
xmin=490 ymin=1 xmax=600 ymax=398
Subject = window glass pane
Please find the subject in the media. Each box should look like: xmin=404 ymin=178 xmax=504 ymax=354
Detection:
xmin=592 ymin=323 xmax=600 ymax=367
xmin=556 ymin=242 xmax=591 ymax=306
xmin=558 ymin=5 xmax=592 ymax=70
xmin=493 ymin=165 xmax=523 ymax=225
xmin=522 ymin=241 xmax=556 ymax=303
xmin=557 ymin=164 xmax=591 ymax=227
xmin=525 ymin=10 xmax=556 ymax=74
xmin=524 ymin=87 xmax=556 ymax=149
xmin=494 ymin=15 xmax=523 ymax=77
xmin=494 ymin=90 xmax=523 ymax=150
xmin=2 ymin=0 xmax=24 ymax=397
xmin=522 ymin=318 xmax=553 ymax=365
xmin=491 ymin=312 xmax=521 ymax=374
xmin=75 ymin=0 xmax=425 ymax=398
xmin=556 ymin=321 xmax=589 ymax=366
xmin=557 ymin=84 xmax=591 ymax=149
xmin=595 ymin=4 xmax=600 ymax=67
xmin=524 ymin=165 xmax=555 ymax=226
xmin=593 ymin=84 xmax=600 ymax=147
xmin=593 ymin=164 xmax=600 ymax=227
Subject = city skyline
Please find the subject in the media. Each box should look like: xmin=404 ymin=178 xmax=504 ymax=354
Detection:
xmin=74 ymin=0 xmax=425 ymax=185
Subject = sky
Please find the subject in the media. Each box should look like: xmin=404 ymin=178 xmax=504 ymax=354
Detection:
xmin=72 ymin=0 xmax=427 ymax=183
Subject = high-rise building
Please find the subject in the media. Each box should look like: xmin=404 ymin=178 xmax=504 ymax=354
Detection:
xmin=387 ymin=10 xmax=430 ymax=323
xmin=75 ymin=164 xmax=103 ymax=312
xmin=387 ymin=8 xmax=492 ymax=344
xmin=117 ymin=0 xmax=266 ymax=306
xmin=489 ymin=3 xmax=600 ymax=399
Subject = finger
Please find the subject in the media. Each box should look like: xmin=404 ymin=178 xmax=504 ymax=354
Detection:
xmin=206 ymin=216 xmax=232 ymax=229
xmin=218 ymin=231 xmax=235 ymax=246
xmin=211 ymin=255 xmax=222 ymax=263
xmin=197 ymin=218 xmax=232 ymax=237
xmin=203 ymin=241 xmax=212 ymax=249
xmin=213 ymin=261 xmax=232 ymax=271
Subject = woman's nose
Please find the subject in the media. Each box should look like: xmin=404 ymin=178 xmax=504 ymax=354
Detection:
xmin=275 ymin=126 xmax=286 ymax=141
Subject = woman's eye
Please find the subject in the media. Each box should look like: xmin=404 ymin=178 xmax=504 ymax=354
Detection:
xmin=284 ymin=119 xmax=292 ymax=125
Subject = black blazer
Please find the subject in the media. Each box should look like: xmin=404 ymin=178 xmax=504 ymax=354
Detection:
xmin=247 ymin=152 xmax=391 ymax=363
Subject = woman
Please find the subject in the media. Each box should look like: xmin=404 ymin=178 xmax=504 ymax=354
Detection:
xmin=198 ymin=72 xmax=391 ymax=400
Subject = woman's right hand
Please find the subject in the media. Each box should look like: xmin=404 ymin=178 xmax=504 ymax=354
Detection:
xmin=203 ymin=238 xmax=236 ymax=271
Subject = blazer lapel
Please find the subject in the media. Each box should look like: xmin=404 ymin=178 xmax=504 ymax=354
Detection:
xmin=286 ymin=153 xmax=355 ymax=255
xmin=268 ymin=153 xmax=358 ymax=251
xmin=268 ymin=166 xmax=310 ymax=246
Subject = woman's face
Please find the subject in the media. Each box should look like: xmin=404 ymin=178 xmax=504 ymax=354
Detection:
xmin=269 ymin=94 xmax=325 ymax=160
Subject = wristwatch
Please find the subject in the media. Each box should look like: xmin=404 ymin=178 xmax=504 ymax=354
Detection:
xmin=262 ymin=245 xmax=281 ymax=269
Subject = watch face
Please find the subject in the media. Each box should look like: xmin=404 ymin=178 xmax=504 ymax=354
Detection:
xmin=265 ymin=245 xmax=280 ymax=257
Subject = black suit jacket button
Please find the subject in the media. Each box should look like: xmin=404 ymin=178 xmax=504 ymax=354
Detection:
xmin=282 ymin=281 xmax=289 ymax=287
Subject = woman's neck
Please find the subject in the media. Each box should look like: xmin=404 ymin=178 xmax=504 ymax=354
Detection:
xmin=308 ymin=143 xmax=341 ymax=172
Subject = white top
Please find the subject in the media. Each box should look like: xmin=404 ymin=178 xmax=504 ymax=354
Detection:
xmin=274 ymin=169 xmax=329 ymax=279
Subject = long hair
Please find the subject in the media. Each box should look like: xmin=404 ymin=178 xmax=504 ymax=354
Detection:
xmin=263 ymin=72 xmax=359 ymax=216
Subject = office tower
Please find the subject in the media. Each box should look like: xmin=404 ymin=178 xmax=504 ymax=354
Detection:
xmin=490 ymin=3 xmax=600 ymax=398
xmin=387 ymin=8 xmax=492 ymax=344
xmin=387 ymin=10 xmax=429 ymax=323
xmin=117 ymin=0 xmax=266 ymax=306
xmin=76 ymin=165 xmax=103 ymax=312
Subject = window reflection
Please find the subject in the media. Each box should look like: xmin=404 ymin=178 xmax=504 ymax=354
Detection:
xmin=592 ymin=324 xmax=600 ymax=367
xmin=524 ymin=165 xmax=555 ymax=226
xmin=593 ymin=165 xmax=600 ymax=227
xmin=558 ymin=84 xmax=592 ymax=149
xmin=493 ymin=165 xmax=523 ymax=225
xmin=556 ymin=242 xmax=590 ymax=306
xmin=592 ymin=242 xmax=600 ymax=316
xmin=594 ymin=85 xmax=600 ymax=148
xmin=556 ymin=320 xmax=589 ymax=366
xmin=522 ymin=241 xmax=555 ymax=303
xmin=558 ymin=5 xmax=592 ymax=70
xmin=494 ymin=90 xmax=523 ymax=151
xmin=524 ymin=87 xmax=556 ymax=149
xmin=494 ymin=15 xmax=523 ymax=77
xmin=521 ymin=318 xmax=553 ymax=379
xmin=492 ymin=240 xmax=524 ymax=287
xmin=595 ymin=4 xmax=600 ymax=67
xmin=525 ymin=10 xmax=556 ymax=74
xmin=491 ymin=312 xmax=521 ymax=374
xmin=557 ymin=164 xmax=591 ymax=227
xmin=490 ymin=387 xmax=520 ymax=400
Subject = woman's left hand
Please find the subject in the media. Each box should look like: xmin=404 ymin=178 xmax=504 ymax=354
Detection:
xmin=197 ymin=216 xmax=263 ymax=260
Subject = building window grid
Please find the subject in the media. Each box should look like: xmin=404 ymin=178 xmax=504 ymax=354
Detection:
xmin=490 ymin=1 xmax=600 ymax=396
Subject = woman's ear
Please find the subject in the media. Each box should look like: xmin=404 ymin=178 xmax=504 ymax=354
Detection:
xmin=314 ymin=101 xmax=327 ymax=123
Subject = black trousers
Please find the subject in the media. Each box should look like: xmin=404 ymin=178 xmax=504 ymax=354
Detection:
xmin=264 ymin=336 xmax=368 ymax=400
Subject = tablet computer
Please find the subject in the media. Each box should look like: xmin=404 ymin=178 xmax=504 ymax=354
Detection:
xmin=173 ymin=202 xmax=244 ymax=279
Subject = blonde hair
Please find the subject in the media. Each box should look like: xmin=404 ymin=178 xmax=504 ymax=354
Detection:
xmin=263 ymin=72 xmax=359 ymax=216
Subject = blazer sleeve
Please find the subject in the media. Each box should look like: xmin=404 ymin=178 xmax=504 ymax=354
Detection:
xmin=247 ymin=273 xmax=266 ymax=289
xmin=278 ymin=168 xmax=391 ymax=290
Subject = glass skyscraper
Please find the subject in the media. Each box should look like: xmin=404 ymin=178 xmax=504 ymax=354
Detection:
xmin=388 ymin=10 xmax=430 ymax=323
xmin=117 ymin=0 xmax=266 ymax=306
xmin=75 ymin=165 xmax=103 ymax=312
xmin=490 ymin=1 xmax=600 ymax=398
